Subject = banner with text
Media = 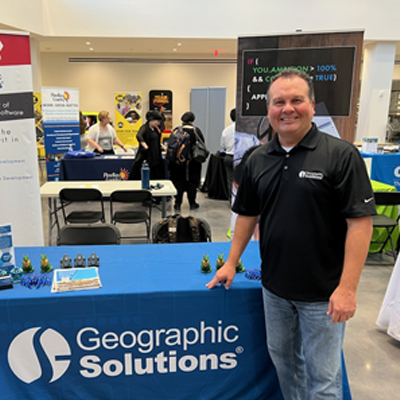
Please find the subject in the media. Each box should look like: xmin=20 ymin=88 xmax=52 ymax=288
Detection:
xmin=42 ymin=87 xmax=80 ymax=181
xmin=115 ymin=92 xmax=142 ymax=147
xmin=0 ymin=31 xmax=44 ymax=246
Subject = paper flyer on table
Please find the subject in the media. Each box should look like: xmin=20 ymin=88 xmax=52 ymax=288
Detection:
xmin=51 ymin=267 xmax=102 ymax=293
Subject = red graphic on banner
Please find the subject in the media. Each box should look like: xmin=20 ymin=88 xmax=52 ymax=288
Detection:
xmin=0 ymin=34 xmax=31 ymax=66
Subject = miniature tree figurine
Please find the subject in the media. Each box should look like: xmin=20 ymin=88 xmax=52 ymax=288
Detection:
xmin=236 ymin=258 xmax=245 ymax=273
xmin=216 ymin=254 xmax=225 ymax=270
xmin=201 ymin=255 xmax=212 ymax=273
xmin=60 ymin=254 xmax=72 ymax=269
xmin=40 ymin=254 xmax=53 ymax=273
xmin=21 ymin=255 xmax=34 ymax=274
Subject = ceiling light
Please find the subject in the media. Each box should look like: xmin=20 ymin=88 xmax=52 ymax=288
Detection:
xmin=177 ymin=43 xmax=182 ymax=46
xmin=173 ymin=48 xmax=177 ymax=52
xmin=89 ymin=48 xmax=94 ymax=51
xmin=86 ymin=41 xmax=91 ymax=45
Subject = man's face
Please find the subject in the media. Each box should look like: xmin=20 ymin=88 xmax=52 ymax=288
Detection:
xmin=267 ymin=76 xmax=315 ymax=141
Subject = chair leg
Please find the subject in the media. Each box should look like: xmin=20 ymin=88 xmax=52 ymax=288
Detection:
xmin=385 ymin=228 xmax=397 ymax=262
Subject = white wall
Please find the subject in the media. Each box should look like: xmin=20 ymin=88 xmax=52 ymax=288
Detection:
xmin=1 ymin=0 xmax=45 ymax=34
xmin=40 ymin=53 xmax=237 ymax=127
xmin=2 ymin=1 xmax=400 ymax=41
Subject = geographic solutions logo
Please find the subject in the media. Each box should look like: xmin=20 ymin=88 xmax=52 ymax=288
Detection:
xmin=7 ymin=321 xmax=242 ymax=384
xmin=8 ymin=327 xmax=71 ymax=384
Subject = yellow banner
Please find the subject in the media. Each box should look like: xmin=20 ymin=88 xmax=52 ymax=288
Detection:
xmin=114 ymin=92 xmax=142 ymax=147
xmin=33 ymin=92 xmax=43 ymax=139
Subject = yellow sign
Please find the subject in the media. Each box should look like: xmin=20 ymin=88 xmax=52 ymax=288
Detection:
xmin=33 ymin=92 xmax=43 ymax=138
xmin=114 ymin=92 xmax=142 ymax=147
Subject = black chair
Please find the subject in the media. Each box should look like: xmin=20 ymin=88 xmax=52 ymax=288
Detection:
xmin=59 ymin=188 xmax=106 ymax=225
xmin=371 ymin=191 xmax=400 ymax=261
xmin=110 ymin=190 xmax=152 ymax=242
xmin=57 ymin=224 xmax=121 ymax=246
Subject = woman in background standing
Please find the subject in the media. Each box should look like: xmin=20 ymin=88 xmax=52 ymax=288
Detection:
xmin=86 ymin=110 xmax=127 ymax=154
xmin=129 ymin=110 xmax=165 ymax=180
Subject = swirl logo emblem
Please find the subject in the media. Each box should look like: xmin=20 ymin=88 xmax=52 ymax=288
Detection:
xmin=8 ymin=327 xmax=71 ymax=384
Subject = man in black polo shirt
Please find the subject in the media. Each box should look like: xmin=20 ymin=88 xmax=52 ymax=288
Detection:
xmin=207 ymin=69 xmax=375 ymax=400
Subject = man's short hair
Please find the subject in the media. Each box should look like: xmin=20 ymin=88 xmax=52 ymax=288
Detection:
xmin=266 ymin=69 xmax=315 ymax=104
xmin=230 ymin=108 xmax=236 ymax=122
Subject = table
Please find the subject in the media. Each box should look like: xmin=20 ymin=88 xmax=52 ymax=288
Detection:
xmin=40 ymin=180 xmax=177 ymax=245
xmin=376 ymin=251 xmax=400 ymax=341
xmin=370 ymin=180 xmax=399 ymax=253
xmin=201 ymin=153 xmax=229 ymax=200
xmin=59 ymin=154 xmax=136 ymax=181
xmin=361 ymin=152 xmax=400 ymax=189
xmin=0 ymin=242 xmax=352 ymax=400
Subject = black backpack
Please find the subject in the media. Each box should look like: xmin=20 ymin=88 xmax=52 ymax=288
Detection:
xmin=166 ymin=126 xmax=191 ymax=165
xmin=152 ymin=215 xmax=212 ymax=243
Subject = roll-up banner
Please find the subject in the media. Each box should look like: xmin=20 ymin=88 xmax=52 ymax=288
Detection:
xmin=42 ymin=87 xmax=80 ymax=181
xmin=0 ymin=31 xmax=44 ymax=246
xmin=115 ymin=92 xmax=142 ymax=147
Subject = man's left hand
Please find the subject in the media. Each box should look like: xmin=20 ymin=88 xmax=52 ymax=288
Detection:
xmin=327 ymin=286 xmax=357 ymax=323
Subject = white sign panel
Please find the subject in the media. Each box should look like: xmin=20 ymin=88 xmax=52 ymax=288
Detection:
xmin=0 ymin=31 xmax=43 ymax=246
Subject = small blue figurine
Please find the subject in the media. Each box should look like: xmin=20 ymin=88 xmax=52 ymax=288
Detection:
xmin=87 ymin=253 xmax=100 ymax=268
xmin=74 ymin=253 xmax=86 ymax=268
xmin=60 ymin=254 xmax=72 ymax=269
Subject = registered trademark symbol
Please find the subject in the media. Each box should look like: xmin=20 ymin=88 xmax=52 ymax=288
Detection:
xmin=236 ymin=346 xmax=244 ymax=354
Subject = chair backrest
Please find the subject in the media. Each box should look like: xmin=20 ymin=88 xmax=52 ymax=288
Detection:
xmin=60 ymin=188 xmax=103 ymax=202
xmin=373 ymin=191 xmax=400 ymax=206
xmin=57 ymin=224 xmax=121 ymax=246
xmin=110 ymin=190 xmax=152 ymax=204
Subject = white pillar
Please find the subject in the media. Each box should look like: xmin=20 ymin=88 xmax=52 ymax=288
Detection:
xmin=356 ymin=42 xmax=396 ymax=142
xmin=30 ymin=36 xmax=42 ymax=91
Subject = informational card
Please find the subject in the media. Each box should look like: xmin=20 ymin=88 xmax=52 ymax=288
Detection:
xmin=0 ymin=224 xmax=16 ymax=274
xmin=51 ymin=267 xmax=102 ymax=293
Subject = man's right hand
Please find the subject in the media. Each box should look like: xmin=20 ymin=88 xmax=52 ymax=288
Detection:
xmin=206 ymin=262 xmax=236 ymax=290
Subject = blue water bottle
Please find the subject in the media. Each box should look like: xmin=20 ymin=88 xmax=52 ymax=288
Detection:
xmin=141 ymin=160 xmax=150 ymax=189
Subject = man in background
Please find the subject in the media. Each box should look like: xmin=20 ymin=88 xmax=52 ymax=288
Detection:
xmin=220 ymin=108 xmax=236 ymax=201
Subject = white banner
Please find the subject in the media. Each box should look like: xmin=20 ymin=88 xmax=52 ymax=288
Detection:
xmin=0 ymin=31 xmax=43 ymax=246
xmin=42 ymin=87 xmax=80 ymax=180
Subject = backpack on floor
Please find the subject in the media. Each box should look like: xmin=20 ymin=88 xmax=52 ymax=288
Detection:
xmin=152 ymin=214 xmax=212 ymax=243
xmin=166 ymin=126 xmax=191 ymax=165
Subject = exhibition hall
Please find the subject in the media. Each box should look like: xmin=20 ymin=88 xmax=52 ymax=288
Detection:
xmin=1 ymin=1 xmax=400 ymax=399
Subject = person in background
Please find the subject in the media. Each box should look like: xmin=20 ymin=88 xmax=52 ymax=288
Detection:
xmin=207 ymin=69 xmax=375 ymax=400
xmin=221 ymin=108 xmax=235 ymax=202
xmin=157 ymin=105 xmax=166 ymax=133
xmin=169 ymin=111 xmax=205 ymax=211
xmin=129 ymin=110 xmax=165 ymax=180
xmin=86 ymin=110 xmax=127 ymax=154
xmin=79 ymin=111 xmax=87 ymax=150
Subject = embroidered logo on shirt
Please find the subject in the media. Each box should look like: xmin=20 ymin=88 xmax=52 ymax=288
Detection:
xmin=364 ymin=197 xmax=374 ymax=203
xmin=298 ymin=171 xmax=324 ymax=180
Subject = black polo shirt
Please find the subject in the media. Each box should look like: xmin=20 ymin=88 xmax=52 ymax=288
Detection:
xmin=233 ymin=124 xmax=376 ymax=301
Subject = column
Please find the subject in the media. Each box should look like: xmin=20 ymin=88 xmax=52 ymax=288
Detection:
xmin=356 ymin=42 xmax=396 ymax=142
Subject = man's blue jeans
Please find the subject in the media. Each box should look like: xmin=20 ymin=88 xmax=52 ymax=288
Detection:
xmin=262 ymin=288 xmax=345 ymax=400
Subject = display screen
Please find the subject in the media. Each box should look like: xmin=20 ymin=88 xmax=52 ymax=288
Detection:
xmin=242 ymin=46 xmax=356 ymax=117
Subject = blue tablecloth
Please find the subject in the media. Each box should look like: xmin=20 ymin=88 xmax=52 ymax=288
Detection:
xmin=0 ymin=242 xmax=352 ymax=400
xmin=59 ymin=155 xmax=135 ymax=181
xmin=361 ymin=152 xmax=400 ymax=190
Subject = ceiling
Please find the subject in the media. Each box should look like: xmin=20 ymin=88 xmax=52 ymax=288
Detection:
xmin=31 ymin=32 xmax=238 ymax=59
xmin=3 ymin=23 xmax=400 ymax=61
